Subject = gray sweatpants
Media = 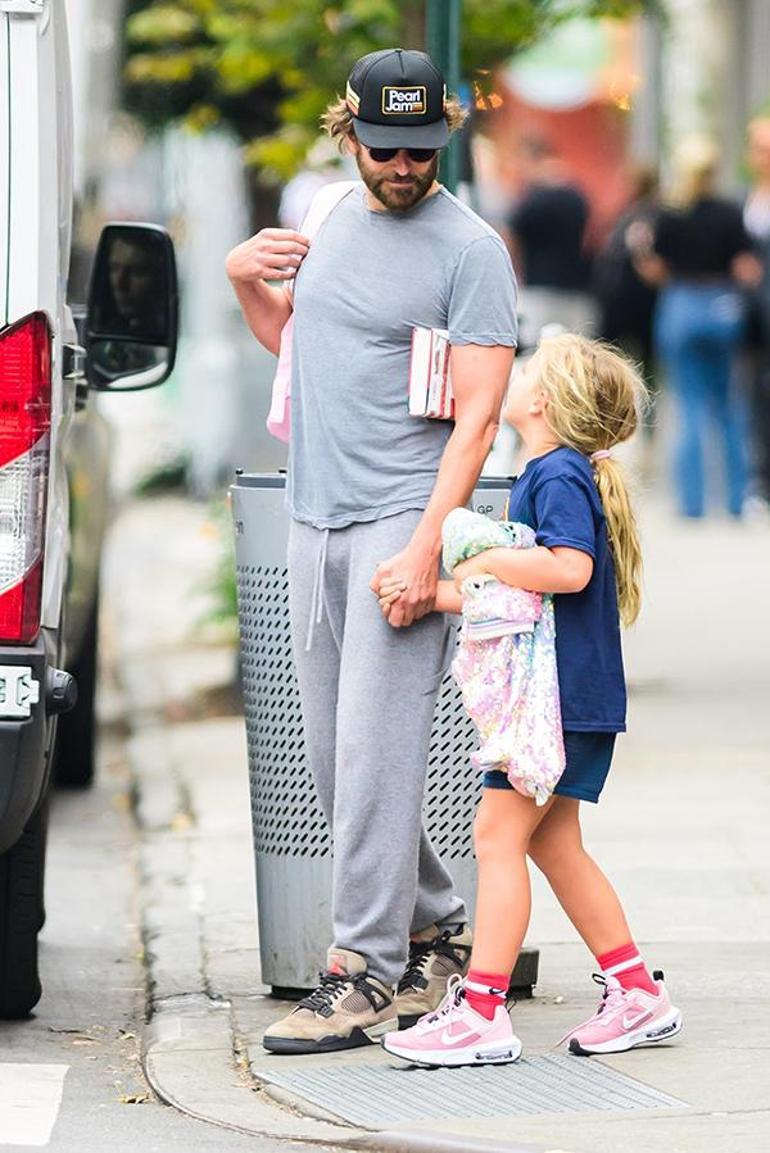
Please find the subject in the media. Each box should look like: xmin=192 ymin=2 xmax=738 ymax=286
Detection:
xmin=288 ymin=511 xmax=467 ymax=987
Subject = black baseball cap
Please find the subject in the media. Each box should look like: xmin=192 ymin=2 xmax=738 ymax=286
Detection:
xmin=346 ymin=48 xmax=449 ymax=150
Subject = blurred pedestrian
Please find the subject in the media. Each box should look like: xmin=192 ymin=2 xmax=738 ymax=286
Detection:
xmin=640 ymin=136 xmax=761 ymax=519
xmin=743 ymin=116 xmax=770 ymax=504
xmin=277 ymin=137 xmax=355 ymax=230
xmin=227 ymin=48 xmax=518 ymax=1055
xmin=594 ymin=164 xmax=660 ymax=441
xmin=508 ymin=137 xmax=595 ymax=345
xmin=381 ymin=334 xmax=682 ymax=1067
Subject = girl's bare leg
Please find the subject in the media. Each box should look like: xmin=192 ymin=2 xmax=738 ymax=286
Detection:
xmin=469 ymin=788 xmax=554 ymax=974
xmin=527 ymin=796 xmax=632 ymax=955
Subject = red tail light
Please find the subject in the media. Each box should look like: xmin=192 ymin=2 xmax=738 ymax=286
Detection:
xmin=0 ymin=312 xmax=52 ymax=643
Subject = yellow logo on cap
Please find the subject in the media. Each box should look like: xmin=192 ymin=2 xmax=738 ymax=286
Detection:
xmin=382 ymin=86 xmax=427 ymax=115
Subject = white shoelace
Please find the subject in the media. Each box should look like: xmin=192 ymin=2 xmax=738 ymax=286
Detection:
xmin=554 ymin=973 xmax=626 ymax=1048
xmin=415 ymin=974 xmax=465 ymax=1032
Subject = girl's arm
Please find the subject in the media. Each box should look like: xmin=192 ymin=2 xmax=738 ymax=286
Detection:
xmin=377 ymin=546 xmax=590 ymax=615
xmin=379 ymin=577 xmax=463 ymax=616
xmin=454 ymin=546 xmax=593 ymax=595
xmin=434 ymin=579 xmax=463 ymax=615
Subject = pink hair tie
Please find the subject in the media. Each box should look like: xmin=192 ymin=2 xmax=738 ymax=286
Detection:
xmin=590 ymin=449 xmax=612 ymax=463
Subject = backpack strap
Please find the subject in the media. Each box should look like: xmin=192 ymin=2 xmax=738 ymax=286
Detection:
xmin=299 ymin=179 xmax=360 ymax=239
xmin=286 ymin=180 xmax=359 ymax=300
xmin=267 ymin=181 xmax=360 ymax=443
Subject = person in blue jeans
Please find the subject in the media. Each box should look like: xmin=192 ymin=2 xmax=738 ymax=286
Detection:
xmin=639 ymin=137 xmax=762 ymax=518
xmin=656 ymin=284 xmax=748 ymax=518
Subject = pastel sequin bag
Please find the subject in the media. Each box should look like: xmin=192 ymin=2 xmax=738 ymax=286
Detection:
xmin=442 ymin=508 xmax=566 ymax=805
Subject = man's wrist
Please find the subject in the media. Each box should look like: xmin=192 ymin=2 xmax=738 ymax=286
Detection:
xmin=408 ymin=523 xmax=442 ymax=559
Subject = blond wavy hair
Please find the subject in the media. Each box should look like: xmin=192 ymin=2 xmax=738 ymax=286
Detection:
xmin=322 ymin=94 xmax=468 ymax=150
xmin=535 ymin=334 xmax=648 ymax=627
xmin=668 ymin=134 xmax=719 ymax=208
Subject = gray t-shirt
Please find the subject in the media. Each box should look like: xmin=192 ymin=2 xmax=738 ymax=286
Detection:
xmin=288 ymin=184 xmax=518 ymax=528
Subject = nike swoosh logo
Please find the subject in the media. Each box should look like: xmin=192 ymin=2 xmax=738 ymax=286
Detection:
xmin=440 ymin=1027 xmax=482 ymax=1046
xmin=622 ymin=1009 xmax=654 ymax=1030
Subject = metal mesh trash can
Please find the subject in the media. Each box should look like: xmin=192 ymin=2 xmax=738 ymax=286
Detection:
xmin=232 ymin=474 xmax=538 ymax=996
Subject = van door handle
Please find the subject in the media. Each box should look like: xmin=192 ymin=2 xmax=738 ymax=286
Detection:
xmin=63 ymin=342 xmax=89 ymax=409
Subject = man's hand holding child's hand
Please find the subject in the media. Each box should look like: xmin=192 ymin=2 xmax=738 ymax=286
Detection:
xmin=376 ymin=578 xmax=408 ymax=617
xmin=369 ymin=547 xmax=439 ymax=628
xmin=376 ymin=557 xmax=489 ymax=621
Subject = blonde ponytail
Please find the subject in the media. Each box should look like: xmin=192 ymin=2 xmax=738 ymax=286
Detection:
xmin=536 ymin=334 xmax=648 ymax=627
xmin=592 ymin=457 xmax=643 ymax=626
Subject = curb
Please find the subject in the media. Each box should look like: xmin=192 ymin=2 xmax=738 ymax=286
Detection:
xmin=144 ymin=1000 xmax=550 ymax=1153
xmin=143 ymin=998 xmax=358 ymax=1145
xmin=358 ymin=1138 xmax=551 ymax=1153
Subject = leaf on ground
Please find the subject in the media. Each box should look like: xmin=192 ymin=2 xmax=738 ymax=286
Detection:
xmin=47 ymin=1028 xmax=100 ymax=1045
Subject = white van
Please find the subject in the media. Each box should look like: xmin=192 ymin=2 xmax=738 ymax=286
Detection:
xmin=0 ymin=0 xmax=178 ymax=1016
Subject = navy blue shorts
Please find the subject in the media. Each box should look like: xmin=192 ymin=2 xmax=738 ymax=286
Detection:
xmin=482 ymin=731 xmax=617 ymax=804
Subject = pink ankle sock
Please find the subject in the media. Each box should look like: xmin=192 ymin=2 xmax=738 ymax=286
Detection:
xmin=597 ymin=942 xmax=657 ymax=996
xmin=464 ymin=969 xmax=509 ymax=1020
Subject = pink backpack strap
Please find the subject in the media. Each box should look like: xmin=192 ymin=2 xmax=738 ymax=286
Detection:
xmin=298 ymin=179 xmax=360 ymax=245
xmin=267 ymin=181 xmax=359 ymax=443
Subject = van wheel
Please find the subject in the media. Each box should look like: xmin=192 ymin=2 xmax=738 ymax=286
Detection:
xmin=55 ymin=592 xmax=98 ymax=789
xmin=0 ymin=806 xmax=47 ymax=1019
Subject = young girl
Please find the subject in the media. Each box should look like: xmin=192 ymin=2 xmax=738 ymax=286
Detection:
xmin=380 ymin=333 xmax=682 ymax=1066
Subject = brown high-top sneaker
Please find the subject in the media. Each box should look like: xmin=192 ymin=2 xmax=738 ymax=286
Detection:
xmin=262 ymin=947 xmax=397 ymax=1054
xmin=394 ymin=923 xmax=473 ymax=1027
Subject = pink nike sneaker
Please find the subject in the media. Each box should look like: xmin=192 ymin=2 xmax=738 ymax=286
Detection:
xmin=382 ymin=975 xmax=522 ymax=1067
xmin=562 ymin=971 xmax=683 ymax=1056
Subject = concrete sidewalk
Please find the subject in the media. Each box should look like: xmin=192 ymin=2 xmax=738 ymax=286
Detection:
xmin=102 ymin=483 xmax=770 ymax=1152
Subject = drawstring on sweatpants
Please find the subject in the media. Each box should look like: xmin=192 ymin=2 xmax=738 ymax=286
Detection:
xmin=305 ymin=528 xmax=330 ymax=651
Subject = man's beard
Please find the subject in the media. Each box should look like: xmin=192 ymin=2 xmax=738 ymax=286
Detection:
xmin=356 ymin=152 xmax=439 ymax=212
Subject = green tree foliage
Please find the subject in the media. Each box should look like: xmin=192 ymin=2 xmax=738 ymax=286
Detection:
xmin=123 ymin=0 xmax=654 ymax=183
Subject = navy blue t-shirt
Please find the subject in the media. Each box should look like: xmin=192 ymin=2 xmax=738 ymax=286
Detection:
xmin=506 ymin=446 xmax=626 ymax=732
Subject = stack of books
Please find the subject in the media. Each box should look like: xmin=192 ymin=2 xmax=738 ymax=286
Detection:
xmin=408 ymin=326 xmax=455 ymax=420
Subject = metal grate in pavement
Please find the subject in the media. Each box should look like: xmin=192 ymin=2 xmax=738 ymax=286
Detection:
xmin=259 ymin=1054 xmax=687 ymax=1128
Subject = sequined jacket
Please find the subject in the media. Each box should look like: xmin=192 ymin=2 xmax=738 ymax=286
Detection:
xmin=441 ymin=508 xmax=566 ymax=805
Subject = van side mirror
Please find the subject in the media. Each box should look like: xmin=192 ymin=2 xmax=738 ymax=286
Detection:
xmin=85 ymin=224 xmax=179 ymax=391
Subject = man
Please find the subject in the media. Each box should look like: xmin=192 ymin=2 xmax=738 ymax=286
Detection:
xmin=226 ymin=48 xmax=517 ymax=1055
xmin=508 ymin=137 xmax=594 ymax=342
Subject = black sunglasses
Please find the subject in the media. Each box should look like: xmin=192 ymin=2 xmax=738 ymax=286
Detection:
xmin=365 ymin=146 xmax=438 ymax=163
